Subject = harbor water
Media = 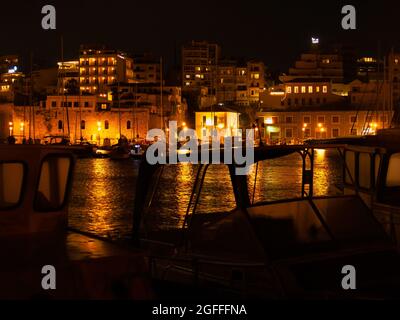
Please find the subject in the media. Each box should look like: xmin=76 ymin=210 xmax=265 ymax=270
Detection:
xmin=69 ymin=149 xmax=343 ymax=240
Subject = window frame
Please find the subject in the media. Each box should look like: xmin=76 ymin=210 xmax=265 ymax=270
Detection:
xmin=33 ymin=154 xmax=75 ymax=213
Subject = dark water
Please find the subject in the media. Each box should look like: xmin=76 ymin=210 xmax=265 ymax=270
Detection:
xmin=69 ymin=149 xmax=343 ymax=240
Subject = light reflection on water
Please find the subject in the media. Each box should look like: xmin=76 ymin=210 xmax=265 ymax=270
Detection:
xmin=69 ymin=149 xmax=342 ymax=240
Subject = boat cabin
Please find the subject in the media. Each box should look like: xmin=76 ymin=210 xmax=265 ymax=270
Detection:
xmin=133 ymin=142 xmax=400 ymax=298
xmin=0 ymin=145 xmax=152 ymax=299
xmin=0 ymin=145 xmax=74 ymax=237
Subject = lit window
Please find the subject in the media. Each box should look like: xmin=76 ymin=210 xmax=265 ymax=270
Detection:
xmin=185 ymin=74 xmax=190 ymax=79
xmin=316 ymin=86 xmax=320 ymax=93
xmin=323 ymin=86 xmax=328 ymax=93
xmin=301 ymin=86 xmax=306 ymax=93
xmin=253 ymin=73 xmax=260 ymax=79
xmin=294 ymin=86 xmax=299 ymax=93
xmin=308 ymin=86 xmax=313 ymax=93
xmin=286 ymin=86 xmax=292 ymax=94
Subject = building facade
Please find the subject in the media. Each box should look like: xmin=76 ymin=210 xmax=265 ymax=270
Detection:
xmin=132 ymin=54 xmax=160 ymax=84
xmin=79 ymin=45 xmax=133 ymax=95
xmin=216 ymin=60 xmax=266 ymax=106
xmin=10 ymin=95 xmax=149 ymax=145
xmin=260 ymin=78 xmax=345 ymax=110
xmin=182 ymin=41 xmax=221 ymax=93
xmin=280 ymin=52 xmax=344 ymax=84
xmin=257 ymin=108 xmax=392 ymax=144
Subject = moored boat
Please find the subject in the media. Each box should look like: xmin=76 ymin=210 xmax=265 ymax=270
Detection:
xmin=0 ymin=145 xmax=153 ymax=299
xmin=131 ymin=138 xmax=400 ymax=299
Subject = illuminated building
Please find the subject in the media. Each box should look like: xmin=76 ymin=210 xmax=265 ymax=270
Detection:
xmin=182 ymin=40 xmax=221 ymax=93
xmin=260 ymin=78 xmax=345 ymax=109
xmin=216 ymin=59 xmax=266 ymax=106
xmin=79 ymin=45 xmax=133 ymax=95
xmin=11 ymin=94 xmax=149 ymax=145
xmin=195 ymin=106 xmax=240 ymax=141
xmin=257 ymin=108 xmax=393 ymax=144
xmin=57 ymin=61 xmax=79 ymax=94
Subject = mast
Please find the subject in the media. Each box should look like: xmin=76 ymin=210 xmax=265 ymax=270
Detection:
xmin=118 ymin=80 xmax=121 ymax=140
xmin=61 ymin=36 xmax=70 ymax=139
xmin=28 ymin=52 xmax=33 ymax=141
xmin=160 ymin=56 xmax=163 ymax=129
xmin=30 ymin=52 xmax=36 ymax=141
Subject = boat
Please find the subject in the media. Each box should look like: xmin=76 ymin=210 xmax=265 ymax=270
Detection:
xmin=94 ymin=145 xmax=113 ymax=158
xmin=131 ymin=135 xmax=400 ymax=299
xmin=0 ymin=144 xmax=153 ymax=299
xmin=43 ymin=135 xmax=95 ymax=159
xmin=130 ymin=144 xmax=146 ymax=160
xmin=109 ymin=145 xmax=130 ymax=160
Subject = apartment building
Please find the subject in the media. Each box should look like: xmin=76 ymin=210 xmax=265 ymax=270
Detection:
xmin=280 ymin=53 xmax=344 ymax=84
xmin=216 ymin=59 xmax=266 ymax=106
xmin=131 ymin=54 xmax=160 ymax=84
xmin=182 ymin=41 xmax=221 ymax=93
xmin=79 ymin=45 xmax=133 ymax=95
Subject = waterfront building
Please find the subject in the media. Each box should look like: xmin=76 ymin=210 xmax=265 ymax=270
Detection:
xmin=10 ymin=95 xmax=149 ymax=145
xmin=260 ymin=78 xmax=345 ymax=110
xmin=195 ymin=106 xmax=240 ymax=141
xmin=257 ymin=107 xmax=393 ymax=144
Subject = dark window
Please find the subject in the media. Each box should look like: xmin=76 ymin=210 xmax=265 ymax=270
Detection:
xmin=68 ymin=102 xmax=72 ymax=107
xmin=332 ymin=128 xmax=339 ymax=137
xmin=51 ymin=101 xmax=57 ymax=108
xmin=309 ymin=98 xmax=313 ymax=105
xmin=332 ymin=116 xmax=340 ymax=123
xmin=81 ymin=120 xmax=85 ymax=130
xmin=286 ymin=116 xmax=293 ymax=124
xmin=304 ymin=116 xmax=311 ymax=124
xmin=58 ymin=120 xmax=63 ymax=130
xmin=74 ymin=102 xmax=79 ymax=107
xmin=287 ymin=98 xmax=291 ymax=106
xmin=105 ymin=120 xmax=109 ymax=129
xmin=127 ymin=120 xmax=131 ymax=130
xmin=84 ymin=102 xmax=89 ymax=108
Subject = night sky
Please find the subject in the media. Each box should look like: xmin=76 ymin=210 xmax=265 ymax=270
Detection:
xmin=1 ymin=0 xmax=400 ymax=72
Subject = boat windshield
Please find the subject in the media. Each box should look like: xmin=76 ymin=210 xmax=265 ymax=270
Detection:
xmin=34 ymin=156 xmax=72 ymax=211
xmin=0 ymin=162 xmax=25 ymax=209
